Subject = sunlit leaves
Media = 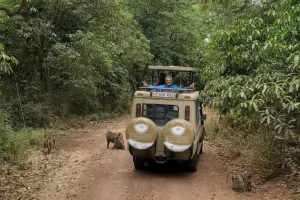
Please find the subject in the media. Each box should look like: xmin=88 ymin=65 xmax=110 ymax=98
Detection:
xmin=294 ymin=54 xmax=299 ymax=67
xmin=0 ymin=43 xmax=18 ymax=74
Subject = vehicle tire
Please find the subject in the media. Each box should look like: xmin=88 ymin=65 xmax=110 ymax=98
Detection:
xmin=200 ymin=127 xmax=205 ymax=155
xmin=187 ymin=153 xmax=198 ymax=172
xmin=200 ymin=142 xmax=203 ymax=154
xmin=133 ymin=157 xmax=145 ymax=170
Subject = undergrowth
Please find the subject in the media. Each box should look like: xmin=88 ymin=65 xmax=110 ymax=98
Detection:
xmin=0 ymin=128 xmax=45 ymax=165
xmin=204 ymin=109 xmax=300 ymax=182
xmin=0 ymin=105 xmax=129 ymax=167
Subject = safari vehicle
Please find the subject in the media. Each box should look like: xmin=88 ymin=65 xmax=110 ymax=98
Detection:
xmin=125 ymin=66 xmax=206 ymax=172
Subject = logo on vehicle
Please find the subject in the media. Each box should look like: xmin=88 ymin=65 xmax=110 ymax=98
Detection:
xmin=134 ymin=118 xmax=149 ymax=134
xmin=170 ymin=121 xmax=186 ymax=136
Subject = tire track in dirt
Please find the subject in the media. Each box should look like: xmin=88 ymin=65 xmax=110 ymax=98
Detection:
xmin=71 ymin=120 xmax=257 ymax=200
xmin=31 ymin=114 xmax=290 ymax=200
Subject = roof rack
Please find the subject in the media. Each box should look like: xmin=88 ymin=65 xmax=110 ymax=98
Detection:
xmin=148 ymin=65 xmax=197 ymax=72
xmin=138 ymin=87 xmax=194 ymax=93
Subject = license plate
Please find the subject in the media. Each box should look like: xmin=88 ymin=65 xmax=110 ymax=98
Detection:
xmin=152 ymin=92 xmax=176 ymax=98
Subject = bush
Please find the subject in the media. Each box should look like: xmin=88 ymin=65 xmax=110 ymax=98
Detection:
xmin=0 ymin=109 xmax=45 ymax=164
xmin=206 ymin=109 xmax=300 ymax=179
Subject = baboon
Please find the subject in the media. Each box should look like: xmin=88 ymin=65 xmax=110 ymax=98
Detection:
xmin=106 ymin=130 xmax=124 ymax=149
xmin=44 ymin=135 xmax=55 ymax=154
xmin=241 ymin=172 xmax=252 ymax=191
xmin=213 ymin=124 xmax=219 ymax=133
xmin=112 ymin=133 xmax=125 ymax=150
xmin=231 ymin=171 xmax=252 ymax=192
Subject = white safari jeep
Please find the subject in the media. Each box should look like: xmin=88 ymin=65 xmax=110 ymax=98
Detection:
xmin=125 ymin=66 xmax=206 ymax=172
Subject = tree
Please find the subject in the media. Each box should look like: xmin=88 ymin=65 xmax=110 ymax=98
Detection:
xmin=125 ymin=0 xmax=205 ymax=67
xmin=0 ymin=0 xmax=28 ymax=17
xmin=202 ymin=0 xmax=300 ymax=138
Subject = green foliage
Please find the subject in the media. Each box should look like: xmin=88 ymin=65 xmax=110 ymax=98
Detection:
xmin=0 ymin=129 xmax=45 ymax=163
xmin=125 ymin=0 xmax=205 ymax=67
xmin=0 ymin=0 xmax=216 ymax=165
xmin=206 ymin=114 xmax=289 ymax=178
xmin=1 ymin=0 xmax=211 ymax=130
xmin=0 ymin=0 xmax=154 ymax=162
xmin=0 ymin=107 xmax=45 ymax=163
xmin=0 ymin=0 xmax=153 ymax=126
xmin=202 ymin=0 xmax=300 ymax=175
xmin=0 ymin=43 xmax=17 ymax=74
xmin=203 ymin=0 xmax=300 ymax=135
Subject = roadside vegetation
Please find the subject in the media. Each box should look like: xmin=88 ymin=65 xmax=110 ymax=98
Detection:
xmin=202 ymin=0 xmax=300 ymax=178
xmin=0 ymin=0 xmax=299 ymax=196
xmin=200 ymin=0 xmax=300 ymax=197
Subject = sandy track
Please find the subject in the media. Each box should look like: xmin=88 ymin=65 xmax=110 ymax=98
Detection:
xmin=32 ymin=115 xmax=289 ymax=200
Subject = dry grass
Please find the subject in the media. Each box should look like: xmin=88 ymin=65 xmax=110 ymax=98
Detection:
xmin=204 ymin=108 xmax=300 ymax=200
xmin=203 ymin=108 xmax=283 ymax=182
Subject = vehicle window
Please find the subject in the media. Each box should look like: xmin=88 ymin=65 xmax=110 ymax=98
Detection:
xmin=142 ymin=104 xmax=179 ymax=126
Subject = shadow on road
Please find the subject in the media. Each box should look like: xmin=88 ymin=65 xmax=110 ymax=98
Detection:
xmin=135 ymin=160 xmax=199 ymax=177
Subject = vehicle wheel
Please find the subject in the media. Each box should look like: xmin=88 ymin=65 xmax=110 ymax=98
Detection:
xmin=187 ymin=154 xmax=198 ymax=172
xmin=133 ymin=157 xmax=145 ymax=170
xmin=200 ymin=143 xmax=203 ymax=154
xmin=200 ymin=127 xmax=205 ymax=155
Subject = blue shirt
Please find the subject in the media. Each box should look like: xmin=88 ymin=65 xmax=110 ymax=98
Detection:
xmin=148 ymin=84 xmax=188 ymax=89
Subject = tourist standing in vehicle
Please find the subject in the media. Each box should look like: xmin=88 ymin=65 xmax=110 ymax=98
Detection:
xmin=142 ymin=75 xmax=195 ymax=89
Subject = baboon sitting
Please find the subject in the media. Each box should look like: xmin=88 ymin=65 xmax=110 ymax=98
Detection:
xmin=106 ymin=130 xmax=125 ymax=150
xmin=231 ymin=172 xmax=252 ymax=192
xmin=112 ymin=133 xmax=125 ymax=150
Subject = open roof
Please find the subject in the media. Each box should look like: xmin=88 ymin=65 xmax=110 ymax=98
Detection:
xmin=148 ymin=65 xmax=197 ymax=72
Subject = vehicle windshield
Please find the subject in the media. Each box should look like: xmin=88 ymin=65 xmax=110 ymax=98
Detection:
xmin=142 ymin=104 xmax=179 ymax=126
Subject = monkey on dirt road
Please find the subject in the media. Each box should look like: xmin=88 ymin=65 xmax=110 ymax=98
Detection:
xmin=227 ymin=170 xmax=252 ymax=192
xmin=106 ymin=130 xmax=125 ymax=150
xmin=44 ymin=135 xmax=55 ymax=154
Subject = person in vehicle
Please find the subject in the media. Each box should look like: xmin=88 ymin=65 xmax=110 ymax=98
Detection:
xmin=147 ymin=72 xmax=166 ymax=86
xmin=157 ymin=72 xmax=166 ymax=85
xmin=142 ymin=75 xmax=195 ymax=89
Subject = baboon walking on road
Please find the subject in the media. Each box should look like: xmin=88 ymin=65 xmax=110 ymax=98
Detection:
xmin=44 ymin=135 xmax=55 ymax=154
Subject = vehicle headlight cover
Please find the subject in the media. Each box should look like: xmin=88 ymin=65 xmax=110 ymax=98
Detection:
xmin=162 ymin=119 xmax=194 ymax=152
xmin=125 ymin=117 xmax=157 ymax=150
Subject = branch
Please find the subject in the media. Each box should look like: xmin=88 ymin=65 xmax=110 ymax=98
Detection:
xmin=253 ymin=0 xmax=280 ymax=18
xmin=169 ymin=32 xmax=175 ymax=40
xmin=233 ymin=0 xmax=249 ymax=14
xmin=70 ymin=0 xmax=90 ymax=5
xmin=0 ymin=0 xmax=27 ymax=17
xmin=51 ymin=0 xmax=60 ymax=25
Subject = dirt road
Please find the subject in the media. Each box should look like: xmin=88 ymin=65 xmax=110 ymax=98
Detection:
xmin=31 ymin=115 xmax=289 ymax=200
